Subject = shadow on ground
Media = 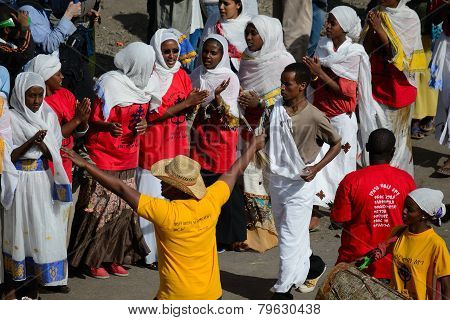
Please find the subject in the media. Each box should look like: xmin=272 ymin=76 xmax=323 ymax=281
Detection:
xmin=94 ymin=52 xmax=115 ymax=76
xmin=220 ymin=270 xmax=276 ymax=300
xmin=412 ymin=146 xmax=448 ymax=171
xmin=113 ymin=13 xmax=148 ymax=42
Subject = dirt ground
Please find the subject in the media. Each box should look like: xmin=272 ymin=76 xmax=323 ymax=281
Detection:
xmin=43 ymin=0 xmax=449 ymax=300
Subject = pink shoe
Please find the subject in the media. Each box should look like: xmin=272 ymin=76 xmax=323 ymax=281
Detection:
xmin=89 ymin=266 xmax=110 ymax=279
xmin=105 ymin=263 xmax=129 ymax=277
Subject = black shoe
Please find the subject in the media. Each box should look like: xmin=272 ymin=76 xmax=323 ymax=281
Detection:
xmin=40 ymin=285 xmax=71 ymax=294
xmin=147 ymin=262 xmax=158 ymax=271
xmin=271 ymin=292 xmax=293 ymax=300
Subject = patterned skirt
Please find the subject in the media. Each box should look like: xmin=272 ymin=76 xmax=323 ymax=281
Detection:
xmin=243 ymin=161 xmax=278 ymax=253
xmin=69 ymin=169 xmax=149 ymax=268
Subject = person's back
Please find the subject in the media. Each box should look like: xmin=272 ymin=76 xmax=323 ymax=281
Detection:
xmin=331 ymin=129 xmax=416 ymax=280
xmin=137 ymin=180 xmax=230 ymax=300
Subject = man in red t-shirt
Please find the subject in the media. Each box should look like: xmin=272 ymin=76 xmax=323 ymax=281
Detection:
xmin=331 ymin=129 xmax=416 ymax=280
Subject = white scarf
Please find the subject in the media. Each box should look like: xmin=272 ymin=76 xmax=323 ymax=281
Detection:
xmin=314 ymin=37 xmax=388 ymax=153
xmin=268 ymin=99 xmax=305 ymax=180
xmin=409 ymin=188 xmax=447 ymax=226
xmin=361 ymin=0 xmax=424 ymax=86
xmin=96 ymin=42 xmax=162 ymax=120
xmin=150 ymin=28 xmax=182 ymax=98
xmin=0 ymin=92 xmax=18 ymax=209
xmin=382 ymin=0 xmax=422 ymax=61
xmin=329 ymin=6 xmax=362 ymax=42
xmin=9 ymin=72 xmax=72 ymax=203
xmin=25 ymin=53 xmax=61 ymax=81
xmin=190 ymin=34 xmax=240 ymax=117
xmin=429 ymin=33 xmax=448 ymax=91
xmin=238 ymin=15 xmax=295 ymax=98
xmin=201 ymin=0 xmax=253 ymax=54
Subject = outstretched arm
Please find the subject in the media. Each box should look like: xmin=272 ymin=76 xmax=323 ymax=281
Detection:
xmin=62 ymin=148 xmax=141 ymax=210
xmin=218 ymin=132 xmax=266 ymax=191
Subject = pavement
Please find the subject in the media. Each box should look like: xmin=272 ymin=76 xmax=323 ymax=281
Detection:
xmin=42 ymin=0 xmax=449 ymax=300
xmin=43 ymin=128 xmax=449 ymax=301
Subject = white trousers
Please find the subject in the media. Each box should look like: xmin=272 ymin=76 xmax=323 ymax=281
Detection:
xmin=269 ymin=174 xmax=314 ymax=293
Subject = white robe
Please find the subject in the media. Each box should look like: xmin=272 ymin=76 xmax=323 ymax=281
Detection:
xmin=4 ymin=109 xmax=69 ymax=286
xmin=3 ymin=72 xmax=70 ymax=286
xmin=314 ymin=112 xmax=358 ymax=208
xmin=136 ymin=168 xmax=161 ymax=265
xmin=268 ymin=101 xmax=314 ymax=293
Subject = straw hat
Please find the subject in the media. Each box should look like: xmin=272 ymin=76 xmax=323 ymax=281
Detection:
xmin=151 ymin=155 xmax=207 ymax=200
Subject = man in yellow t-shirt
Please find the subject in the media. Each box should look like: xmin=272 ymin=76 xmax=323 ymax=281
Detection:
xmin=63 ymin=133 xmax=266 ymax=300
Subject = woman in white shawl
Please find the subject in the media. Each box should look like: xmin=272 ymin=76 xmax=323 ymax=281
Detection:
xmin=360 ymin=0 xmax=426 ymax=176
xmin=69 ymin=43 xmax=159 ymax=279
xmin=0 ymin=66 xmax=17 ymax=291
xmin=201 ymin=0 xmax=256 ymax=71
xmin=137 ymin=28 xmax=208 ymax=269
xmin=303 ymin=6 xmax=385 ymax=212
xmin=190 ymin=34 xmax=245 ymax=251
xmin=237 ymin=15 xmax=295 ymax=252
xmin=431 ymin=11 xmax=449 ymax=176
xmin=3 ymin=72 xmax=71 ymax=299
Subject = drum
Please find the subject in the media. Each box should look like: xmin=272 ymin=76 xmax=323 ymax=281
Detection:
xmin=316 ymin=263 xmax=407 ymax=300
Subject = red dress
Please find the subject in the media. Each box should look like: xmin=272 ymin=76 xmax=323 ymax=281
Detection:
xmin=190 ymin=104 xmax=239 ymax=174
xmin=139 ymin=69 xmax=191 ymax=169
xmin=45 ymin=88 xmax=76 ymax=182
xmin=85 ymin=98 xmax=149 ymax=171
xmin=331 ymin=164 xmax=416 ymax=279
xmin=370 ymin=53 xmax=417 ymax=108
xmin=312 ymin=68 xmax=358 ymax=118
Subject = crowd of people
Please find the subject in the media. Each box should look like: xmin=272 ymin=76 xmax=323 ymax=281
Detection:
xmin=0 ymin=0 xmax=449 ymax=301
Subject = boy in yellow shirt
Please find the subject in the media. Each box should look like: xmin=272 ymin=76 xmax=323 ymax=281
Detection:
xmin=358 ymin=188 xmax=450 ymax=300
xmin=63 ymin=133 xmax=266 ymax=300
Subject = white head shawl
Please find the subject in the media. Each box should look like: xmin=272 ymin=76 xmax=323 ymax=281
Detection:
xmin=239 ymin=15 xmax=295 ymax=100
xmin=150 ymin=28 xmax=182 ymax=98
xmin=9 ymin=72 xmax=72 ymax=203
xmin=25 ymin=53 xmax=61 ymax=81
xmin=382 ymin=0 xmax=423 ymax=71
xmin=96 ymin=42 xmax=162 ymax=120
xmin=314 ymin=6 xmax=388 ymax=165
xmin=243 ymin=0 xmax=258 ymax=16
xmin=190 ymin=34 xmax=240 ymax=117
xmin=0 ymin=90 xmax=17 ymax=209
xmin=201 ymin=0 xmax=254 ymax=70
xmin=330 ymin=6 xmax=362 ymax=42
xmin=408 ymin=188 xmax=447 ymax=226
xmin=360 ymin=0 xmax=424 ymax=86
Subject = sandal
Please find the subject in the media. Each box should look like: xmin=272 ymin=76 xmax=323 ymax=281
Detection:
xmin=436 ymin=166 xmax=450 ymax=177
xmin=419 ymin=123 xmax=434 ymax=133
xmin=419 ymin=117 xmax=434 ymax=132
xmin=147 ymin=262 xmax=158 ymax=271
xmin=231 ymin=242 xmax=250 ymax=252
xmin=411 ymin=129 xmax=425 ymax=140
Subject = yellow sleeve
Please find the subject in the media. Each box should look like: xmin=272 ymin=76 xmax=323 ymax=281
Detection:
xmin=202 ymin=181 xmax=231 ymax=218
xmin=137 ymin=194 xmax=172 ymax=227
xmin=434 ymin=237 xmax=450 ymax=279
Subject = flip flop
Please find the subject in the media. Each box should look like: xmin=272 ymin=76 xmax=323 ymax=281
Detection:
xmin=420 ymin=123 xmax=433 ymax=133
xmin=436 ymin=167 xmax=450 ymax=177
xmin=411 ymin=131 xmax=425 ymax=139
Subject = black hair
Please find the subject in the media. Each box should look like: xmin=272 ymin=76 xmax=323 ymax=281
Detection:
xmin=283 ymin=62 xmax=312 ymax=86
xmin=203 ymin=38 xmax=224 ymax=55
xmin=219 ymin=0 xmax=243 ymax=14
xmin=0 ymin=4 xmax=15 ymax=37
xmin=234 ymin=0 xmax=243 ymax=14
xmin=367 ymin=128 xmax=396 ymax=155
xmin=0 ymin=4 xmax=13 ymax=23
